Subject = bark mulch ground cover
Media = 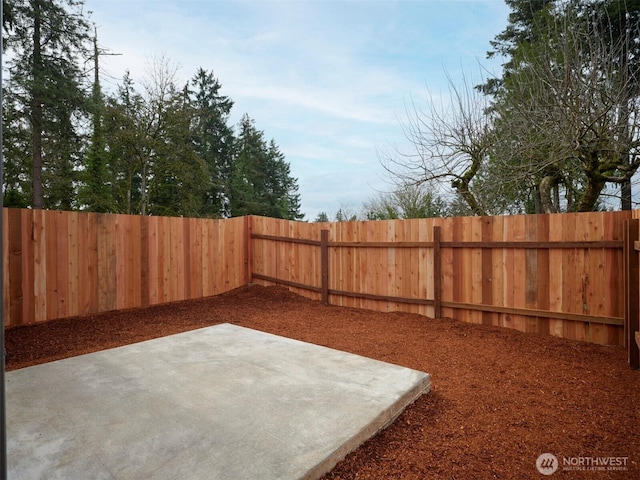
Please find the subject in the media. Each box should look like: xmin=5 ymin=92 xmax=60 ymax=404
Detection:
xmin=5 ymin=284 xmax=640 ymax=479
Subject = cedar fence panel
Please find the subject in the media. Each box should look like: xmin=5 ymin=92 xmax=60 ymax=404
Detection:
xmin=4 ymin=208 xmax=640 ymax=354
xmin=250 ymin=212 xmax=632 ymax=348
xmin=3 ymin=208 xmax=247 ymax=327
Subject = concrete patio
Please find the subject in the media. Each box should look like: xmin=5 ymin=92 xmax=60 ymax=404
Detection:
xmin=7 ymin=323 xmax=430 ymax=480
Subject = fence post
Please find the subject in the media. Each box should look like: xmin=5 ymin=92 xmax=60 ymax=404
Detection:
xmin=245 ymin=216 xmax=254 ymax=284
xmin=321 ymin=229 xmax=329 ymax=306
xmin=433 ymin=226 xmax=442 ymax=319
xmin=624 ymin=218 xmax=639 ymax=369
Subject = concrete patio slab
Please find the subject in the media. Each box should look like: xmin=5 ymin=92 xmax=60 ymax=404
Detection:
xmin=7 ymin=323 xmax=430 ymax=480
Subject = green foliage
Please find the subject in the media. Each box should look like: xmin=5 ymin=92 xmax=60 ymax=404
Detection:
xmin=314 ymin=211 xmax=330 ymax=222
xmin=2 ymin=5 xmax=302 ymax=219
xmin=228 ymin=115 xmax=303 ymax=220
xmin=78 ymin=33 xmax=113 ymax=213
xmin=188 ymin=68 xmax=235 ymax=217
xmin=4 ymin=0 xmax=91 ymax=209
xmin=2 ymin=86 xmax=32 ymax=202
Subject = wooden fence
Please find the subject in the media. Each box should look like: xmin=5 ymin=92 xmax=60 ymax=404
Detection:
xmin=3 ymin=208 xmax=640 ymax=358
xmin=250 ymin=212 xmax=634 ymax=348
xmin=3 ymin=208 xmax=248 ymax=327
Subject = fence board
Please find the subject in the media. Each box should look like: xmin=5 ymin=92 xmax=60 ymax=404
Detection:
xmin=22 ymin=210 xmax=35 ymax=324
xmin=605 ymin=212 xmax=625 ymax=345
xmin=66 ymin=211 xmax=79 ymax=318
xmin=481 ymin=217 xmax=494 ymax=326
xmin=8 ymin=209 xmax=23 ymax=326
xmin=536 ymin=215 xmax=551 ymax=335
xmin=548 ymin=214 xmax=564 ymax=337
xmin=55 ymin=211 xmax=69 ymax=319
xmin=75 ymin=212 xmax=88 ymax=315
xmin=161 ymin=216 xmax=172 ymax=304
xmin=561 ymin=213 xmax=578 ymax=340
xmin=86 ymin=213 xmax=99 ymax=315
xmin=417 ymin=220 xmax=429 ymax=317
xmin=440 ymin=218 xmax=454 ymax=320
xmin=501 ymin=216 xmax=515 ymax=330
xmin=2 ymin=210 xmax=9 ymax=324
xmin=451 ymin=217 xmax=464 ymax=321
xmin=469 ymin=216 xmax=483 ymax=324
xmin=146 ymin=216 xmax=158 ymax=305
xmin=33 ymin=209 xmax=46 ymax=323
xmin=490 ymin=215 xmax=504 ymax=329
xmin=183 ymin=219 xmax=192 ymax=300
xmin=525 ymin=215 xmax=538 ymax=333
xmin=97 ymin=213 xmax=115 ymax=312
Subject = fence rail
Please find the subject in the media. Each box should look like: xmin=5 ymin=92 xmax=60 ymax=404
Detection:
xmin=4 ymin=208 xmax=640 ymax=360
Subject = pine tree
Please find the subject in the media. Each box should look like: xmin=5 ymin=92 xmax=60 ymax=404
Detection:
xmin=229 ymin=115 xmax=268 ymax=216
xmin=266 ymin=140 xmax=304 ymax=220
xmin=2 ymin=87 xmax=31 ymax=207
xmin=147 ymin=83 xmax=208 ymax=217
xmin=229 ymin=115 xmax=302 ymax=219
xmin=188 ymin=68 xmax=235 ymax=217
xmin=314 ymin=212 xmax=329 ymax=222
xmin=79 ymin=29 xmax=113 ymax=212
xmin=103 ymin=72 xmax=144 ymax=214
xmin=5 ymin=0 xmax=91 ymax=209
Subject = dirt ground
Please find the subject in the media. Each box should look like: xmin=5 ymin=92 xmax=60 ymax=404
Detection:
xmin=5 ymin=284 xmax=640 ymax=479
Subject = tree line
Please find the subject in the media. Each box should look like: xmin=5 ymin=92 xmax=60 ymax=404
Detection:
xmin=2 ymin=0 xmax=304 ymax=220
xmin=5 ymin=0 xmax=638 ymax=223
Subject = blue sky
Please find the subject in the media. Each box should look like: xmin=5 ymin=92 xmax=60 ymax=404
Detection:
xmin=85 ymin=0 xmax=510 ymax=220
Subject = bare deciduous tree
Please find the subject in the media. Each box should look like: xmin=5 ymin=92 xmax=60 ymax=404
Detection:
xmin=381 ymin=73 xmax=496 ymax=216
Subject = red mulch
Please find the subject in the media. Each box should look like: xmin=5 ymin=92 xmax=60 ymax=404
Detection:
xmin=5 ymin=285 xmax=640 ymax=479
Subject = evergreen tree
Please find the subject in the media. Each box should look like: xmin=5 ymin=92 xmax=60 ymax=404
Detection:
xmin=188 ymin=68 xmax=235 ymax=217
xmin=78 ymin=29 xmax=112 ymax=212
xmin=335 ymin=207 xmax=358 ymax=222
xmin=2 ymin=87 xmax=31 ymax=207
xmin=229 ymin=114 xmax=270 ymax=216
xmin=487 ymin=0 xmax=640 ymax=212
xmin=229 ymin=114 xmax=302 ymax=219
xmin=147 ymin=83 xmax=208 ymax=217
xmin=103 ymin=72 xmax=145 ymax=214
xmin=266 ymin=140 xmax=304 ymax=220
xmin=5 ymin=0 xmax=91 ymax=209
xmin=479 ymin=0 xmax=554 ymax=96
xmin=314 ymin=211 xmax=329 ymax=222
xmin=431 ymin=0 xmax=640 ymax=214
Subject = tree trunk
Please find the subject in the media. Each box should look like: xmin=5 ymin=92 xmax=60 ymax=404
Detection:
xmin=539 ymin=175 xmax=559 ymax=213
xmin=619 ymin=9 xmax=632 ymax=212
xmin=140 ymin=160 xmax=148 ymax=216
xmin=578 ymin=176 xmax=605 ymax=212
xmin=31 ymin=0 xmax=43 ymax=209
xmin=621 ymin=178 xmax=632 ymax=210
